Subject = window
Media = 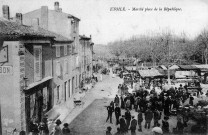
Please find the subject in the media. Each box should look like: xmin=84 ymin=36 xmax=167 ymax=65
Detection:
xmin=34 ymin=46 xmax=42 ymax=81
xmin=64 ymin=45 xmax=67 ymax=56
xmin=56 ymin=61 xmax=61 ymax=76
xmin=68 ymin=44 xmax=71 ymax=55
xmin=56 ymin=46 xmax=60 ymax=57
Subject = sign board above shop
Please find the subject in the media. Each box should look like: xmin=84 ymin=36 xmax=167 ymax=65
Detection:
xmin=0 ymin=66 xmax=13 ymax=75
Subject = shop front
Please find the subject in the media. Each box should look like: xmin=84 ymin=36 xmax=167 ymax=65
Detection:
xmin=24 ymin=78 xmax=52 ymax=132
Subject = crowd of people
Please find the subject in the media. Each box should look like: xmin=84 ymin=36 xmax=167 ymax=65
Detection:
xmin=28 ymin=117 xmax=71 ymax=135
xmin=105 ymin=78 xmax=207 ymax=135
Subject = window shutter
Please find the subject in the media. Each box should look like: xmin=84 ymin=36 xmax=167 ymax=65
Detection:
xmin=56 ymin=61 xmax=61 ymax=76
xmin=56 ymin=46 xmax=60 ymax=57
xmin=76 ymin=56 xmax=79 ymax=67
xmin=64 ymin=59 xmax=68 ymax=74
xmin=64 ymin=45 xmax=67 ymax=55
xmin=34 ymin=46 xmax=42 ymax=81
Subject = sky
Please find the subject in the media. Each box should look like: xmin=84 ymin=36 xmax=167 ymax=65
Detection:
xmin=0 ymin=0 xmax=208 ymax=45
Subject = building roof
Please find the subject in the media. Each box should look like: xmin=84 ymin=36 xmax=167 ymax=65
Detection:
xmin=38 ymin=28 xmax=72 ymax=42
xmin=138 ymin=69 xmax=164 ymax=78
xmin=178 ymin=65 xmax=199 ymax=70
xmin=169 ymin=65 xmax=180 ymax=70
xmin=79 ymin=35 xmax=91 ymax=40
xmin=158 ymin=65 xmax=167 ymax=70
xmin=0 ymin=18 xmax=72 ymax=42
xmin=193 ymin=64 xmax=208 ymax=71
xmin=0 ymin=18 xmax=54 ymax=38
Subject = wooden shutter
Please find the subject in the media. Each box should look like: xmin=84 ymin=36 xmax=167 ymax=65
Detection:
xmin=34 ymin=46 xmax=42 ymax=81
xmin=64 ymin=59 xmax=68 ymax=74
xmin=56 ymin=46 xmax=60 ymax=57
xmin=64 ymin=45 xmax=67 ymax=55
xmin=56 ymin=61 xmax=61 ymax=76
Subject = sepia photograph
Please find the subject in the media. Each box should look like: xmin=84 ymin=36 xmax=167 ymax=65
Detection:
xmin=0 ymin=0 xmax=208 ymax=134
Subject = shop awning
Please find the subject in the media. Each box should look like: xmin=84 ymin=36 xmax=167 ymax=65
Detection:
xmin=169 ymin=65 xmax=180 ymax=70
xmin=125 ymin=66 xmax=136 ymax=71
xmin=24 ymin=76 xmax=53 ymax=90
xmin=178 ymin=65 xmax=199 ymax=70
xmin=139 ymin=69 xmax=164 ymax=78
xmin=194 ymin=64 xmax=208 ymax=71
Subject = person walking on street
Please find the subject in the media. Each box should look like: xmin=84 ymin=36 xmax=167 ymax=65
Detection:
xmin=130 ymin=116 xmax=137 ymax=135
xmin=120 ymin=96 xmax=125 ymax=109
xmin=106 ymin=104 xmax=114 ymax=123
xmin=137 ymin=109 xmax=143 ymax=132
xmin=115 ymin=104 xmax=121 ymax=125
xmin=62 ymin=123 xmax=71 ymax=135
xmin=176 ymin=118 xmax=184 ymax=135
xmin=125 ymin=108 xmax=131 ymax=130
xmin=153 ymin=108 xmax=160 ymax=127
xmin=162 ymin=116 xmax=169 ymax=134
xmin=38 ymin=121 xmax=49 ymax=135
xmin=106 ymin=126 xmax=112 ymax=135
xmin=114 ymin=95 xmax=120 ymax=106
xmin=144 ymin=108 xmax=153 ymax=129
xmin=119 ymin=116 xmax=127 ymax=134
xmin=53 ymin=119 xmax=63 ymax=135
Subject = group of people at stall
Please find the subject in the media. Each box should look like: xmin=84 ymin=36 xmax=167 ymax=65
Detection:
xmin=105 ymin=79 xmax=207 ymax=135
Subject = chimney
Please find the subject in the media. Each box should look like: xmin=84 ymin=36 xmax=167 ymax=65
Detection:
xmin=2 ymin=5 xmax=10 ymax=20
xmin=32 ymin=18 xmax=39 ymax=31
xmin=41 ymin=6 xmax=48 ymax=30
xmin=54 ymin=2 xmax=59 ymax=11
xmin=16 ymin=13 xmax=22 ymax=25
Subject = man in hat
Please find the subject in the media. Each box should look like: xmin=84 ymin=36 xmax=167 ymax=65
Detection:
xmin=137 ymin=109 xmax=143 ymax=132
xmin=106 ymin=103 xmax=114 ymax=123
xmin=153 ymin=108 xmax=160 ymax=127
xmin=120 ymin=115 xmax=127 ymax=133
xmin=62 ymin=123 xmax=71 ymax=135
xmin=144 ymin=107 xmax=153 ymax=129
xmin=106 ymin=126 xmax=112 ymax=135
xmin=162 ymin=116 xmax=169 ymax=133
xmin=130 ymin=116 xmax=137 ymax=135
xmin=125 ymin=108 xmax=132 ymax=129
xmin=164 ymin=96 xmax=170 ymax=116
xmin=114 ymin=95 xmax=120 ymax=106
xmin=115 ymin=103 xmax=121 ymax=125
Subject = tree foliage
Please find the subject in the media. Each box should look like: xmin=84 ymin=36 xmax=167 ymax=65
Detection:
xmin=107 ymin=30 xmax=208 ymax=65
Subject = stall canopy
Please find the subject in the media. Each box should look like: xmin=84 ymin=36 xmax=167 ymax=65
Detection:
xmin=169 ymin=65 xmax=180 ymax=70
xmin=125 ymin=66 xmax=136 ymax=71
xmin=139 ymin=69 xmax=164 ymax=78
xmin=178 ymin=65 xmax=199 ymax=70
xmin=158 ymin=65 xmax=167 ymax=70
xmin=194 ymin=64 xmax=208 ymax=71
